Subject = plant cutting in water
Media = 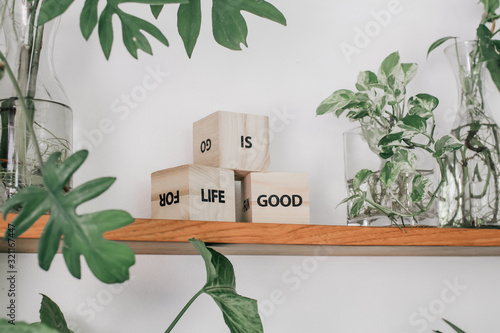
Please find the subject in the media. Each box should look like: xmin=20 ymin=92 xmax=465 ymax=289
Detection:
xmin=428 ymin=0 xmax=500 ymax=227
xmin=316 ymin=52 xmax=463 ymax=227
xmin=0 ymin=0 xmax=286 ymax=331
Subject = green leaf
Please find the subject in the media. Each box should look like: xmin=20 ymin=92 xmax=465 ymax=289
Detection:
xmin=477 ymin=24 xmax=500 ymax=61
xmin=80 ymin=0 xmax=99 ymax=40
xmin=190 ymin=238 xmax=264 ymax=332
xmin=399 ymin=114 xmax=427 ymax=133
xmin=481 ymin=0 xmax=500 ymax=15
xmin=487 ymin=58 xmax=500 ymax=92
xmin=392 ymin=149 xmax=417 ymax=170
xmin=355 ymin=71 xmax=378 ymax=91
xmin=120 ymin=12 xmax=169 ymax=58
xmin=2 ymin=150 xmax=135 ymax=284
xmin=380 ymin=51 xmax=400 ymax=77
xmin=38 ymin=0 xmax=76 ymax=26
xmin=39 ymin=294 xmax=73 ymax=333
xmin=379 ymin=161 xmax=404 ymax=186
xmin=0 ymin=320 xmax=60 ymax=333
xmin=433 ymin=135 xmax=463 ymax=157
xmin=178 ymin=0 xmax=202 ymax=58
xmin=410 ymin=174 xmax=430 ymax=203
xmin=378 ymin=132 xmax=404 ymax=146
xmin=336 ymin=194 xmax=360 ymax=208
xmin=408 ymin=93 xmax=439 ymax=114
xmin=151 ymin=5 xmax=164 ymax=18
xmin=427 ymin=36 xmax=456 ymax=58
xmin=401 ymin=63 xmax=418 ymax=84
xmin=316 ymin=89 xmax=356 ymax=116
xmin=98 ymin=5 xmax=114 ymax=59
xmin=379 ymin=146 xmax=394 ymax=159
xmin=352 ymin=169 xmax=373 ymax=189
xmin=442 ymin=319 xmax=467 ymax=333
xmin=212 ymin=0 xmax=286 ymax=50
xmin=350 ymin=197 xmax=365 ymax=216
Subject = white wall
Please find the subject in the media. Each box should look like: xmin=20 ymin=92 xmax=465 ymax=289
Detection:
xmin=2 ymin=0 xmax=500 ymax=332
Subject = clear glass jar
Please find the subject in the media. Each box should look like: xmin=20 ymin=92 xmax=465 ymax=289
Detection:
xmin=0 ymin=0 xmax=73 ymax=206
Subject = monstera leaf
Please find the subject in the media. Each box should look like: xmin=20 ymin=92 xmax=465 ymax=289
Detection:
xmin=38 ymin=0 xmax=285 ymax=59
xmin=166 ymin=239 xmax=263 ymax=333
xmin=2 ymin=150 xmax=135 ymax=284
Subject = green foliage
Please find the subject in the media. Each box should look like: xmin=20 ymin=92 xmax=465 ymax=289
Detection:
xmin=37 ymin=0 xmax=286 ymax=59
xmin=166 ymin=238 xmax=263 ymax=333
xmin=0 ymin=294 xmax=71 ymax=333
xmin=39 ymin=295 xmax=73 ymax=333
xmin=427 ymin=1 xmax=500 ymax=91
xmin=2 ymin=150 xmax=135 ymax=284
xmin=317 ymin=52 xmax=462 ymax=223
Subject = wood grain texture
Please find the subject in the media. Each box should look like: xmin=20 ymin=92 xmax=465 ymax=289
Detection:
xmin=193 ymin=111 xmax=270 ymax=177
xmin=242 ymin=172 xmax=310 ymax=224
xmin=1 ymin=214 xmax=500 ymax=255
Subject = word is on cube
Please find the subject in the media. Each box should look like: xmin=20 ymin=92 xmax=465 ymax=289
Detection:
xmin=242 ymin=172 xmax=310 ymax=224
xmin=193 ymin=111 xmax=270 ymax=178
xmin=151 ymin=164 xmax=235 ymax=222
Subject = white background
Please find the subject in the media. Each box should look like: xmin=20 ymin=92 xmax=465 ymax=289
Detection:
xmin=2 ymin=0 xmax=500 ymax=332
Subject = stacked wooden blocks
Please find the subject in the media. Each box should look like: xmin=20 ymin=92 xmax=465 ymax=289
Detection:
xmin=151 ymin=111 xmax=310 ymax=224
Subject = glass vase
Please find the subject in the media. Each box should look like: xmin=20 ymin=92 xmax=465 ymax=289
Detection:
xmin=0 ymin=0 xmax=73 ymax=206
xmin=343 ymin=127 xmax=437 ymax=226
xmin=439 ymin=41 xmax=500 ymax=228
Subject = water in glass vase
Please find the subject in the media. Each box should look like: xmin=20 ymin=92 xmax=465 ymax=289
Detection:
xmin=0 ymin=98 xmax=72 ymax=205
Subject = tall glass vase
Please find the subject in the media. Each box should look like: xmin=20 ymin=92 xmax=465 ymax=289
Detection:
xmin=439 ymin=41 xmax=500 ymax=228
xmin=0 ymin=0 xmax=73 ymax=206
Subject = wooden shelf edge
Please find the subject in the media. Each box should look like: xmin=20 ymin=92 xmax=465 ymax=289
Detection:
xmin=1 ymin=215 xmax=500 ymax=256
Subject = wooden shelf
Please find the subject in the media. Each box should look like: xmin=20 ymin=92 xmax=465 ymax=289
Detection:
xmin=2 ymin=215 xmax=500 ymax=256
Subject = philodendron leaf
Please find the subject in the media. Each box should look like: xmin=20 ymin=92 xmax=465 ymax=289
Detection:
xmin=0 ymin=320 xmax=60 ymax=333
xmin=2 ymin=150 xmax=135 ymax=284
xmin=433 ymin=135 xmax=463 ymax=158
xmin=178 ymin=0 xmax=202 ymax=58
xmin=212 ymin=0 xmax=286 ymax=50
xmin=190 ymin=238 xmax=264 ymax=333
xmin=39 ymin=294 xmax=73 ymax=333
xmin=427 ymin=36 xmax=456 ymax=58
xmin=151 ymin=5 xmax=164 ymax=18
xmin=38 ymin=0 xmax=76 ymax=26
xmin=352 ymin=169 xmax=373 ymax=190
xmin=316 ymin=89 xmax=356 ymax=116
xmin=80 ymin=0 xmax=99 ymax=40
xmin=379 ymin=161 xmax=404 ymax=187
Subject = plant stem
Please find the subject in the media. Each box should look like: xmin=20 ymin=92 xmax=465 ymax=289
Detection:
xmin=0 ymin=50 xmax=44 ymax=169
xmin=165 ymin=289 xmax=204 ymax=333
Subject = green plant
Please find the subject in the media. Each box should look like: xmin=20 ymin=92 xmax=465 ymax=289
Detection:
xmin=427 ymin=0 xmax=500 ymax=227
xmin=0 ymin=240 xmax=262 ymax=332
xmin=1 ymin=0 xmax=286 ymax=331
xmin=316 ymin=52 xmax=463 ymax=226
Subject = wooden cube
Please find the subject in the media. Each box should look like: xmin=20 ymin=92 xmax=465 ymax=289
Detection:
xmin=193 ymin=111 xmax=270 ymax=178
xmin=151 ymin=164 xmax=235 ymax=222
xmin=241 ymin=172 xmax=310 ymax=224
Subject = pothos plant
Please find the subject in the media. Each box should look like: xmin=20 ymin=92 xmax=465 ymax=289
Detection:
xmin=426 ymin=0 xmax=500 ymax=227
xmin=0 ymin=0 xmax=286 ymax=332
xmin=316 ymin=52 xmax=463 ymax=226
